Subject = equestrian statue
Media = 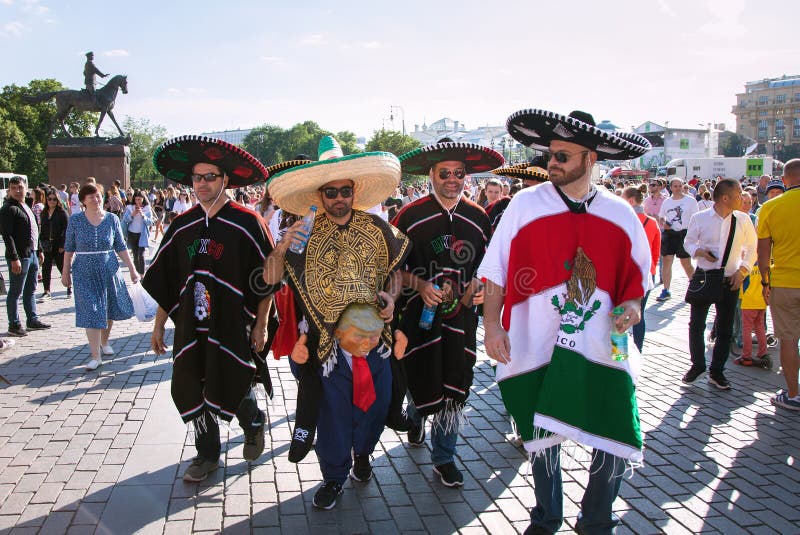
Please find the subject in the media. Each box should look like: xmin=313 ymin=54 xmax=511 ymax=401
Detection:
xmin=23 ymin=52 xmax=129 ymax=139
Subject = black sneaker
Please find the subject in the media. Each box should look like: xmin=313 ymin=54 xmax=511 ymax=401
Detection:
xmin=433 ymin=462 xmax=464 ymax=487
xmin=26 ymin=320 xmax=51 ymax=330
xmin=312 ymin=481 xmax=343 ymax=510
xmin=350 ymin=454 xmax=372 ymax=482
xmin=243 ymin=425 xmax=265 ymax=461
xmin=708 ymin=373 xmax=731 ymax=390
xmin=408 ymin=418 xmax=426 ymax=447
xmin=682 ymin=366 xmax=705 ymax=384
xmin=7 ymin=325 xmax=27 ymax=337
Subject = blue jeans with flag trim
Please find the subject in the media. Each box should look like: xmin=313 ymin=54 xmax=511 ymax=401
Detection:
xmin=406 ymin=396 xmax=459 ymax=467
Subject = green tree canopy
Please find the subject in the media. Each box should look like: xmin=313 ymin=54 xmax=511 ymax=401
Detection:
xmin=720 ymin=133 xmax=748 ymax=157
xmin=118 ymin=117 xmax=168 ymax=189
xmin=365 ymin=129 xmax=421 ymax=155
xmin=0 ymin=79 xmax=95 ymax=183
xmin=242 ymin=121 xmax=361 ymax=166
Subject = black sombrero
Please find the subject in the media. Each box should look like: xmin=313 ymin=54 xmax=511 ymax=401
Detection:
xmin=399 ymin=139 xmax=505 ymax=175
xmin=265 ymin=159 xmax=313 ymax=178
xmin=493 ymin=164 xmax=549 ymax=183
xmin=153 ymin=135 xmax=268 ymax=187
xmin=506 ymin=109 xmax=651 ymax=161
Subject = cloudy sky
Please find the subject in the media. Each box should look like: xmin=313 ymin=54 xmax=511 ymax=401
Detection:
xmin=2 ymin=0 xmax=797 ymax=140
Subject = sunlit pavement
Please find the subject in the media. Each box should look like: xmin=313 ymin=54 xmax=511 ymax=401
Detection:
xmin=1 ymin=250 xmax=798 ymax=534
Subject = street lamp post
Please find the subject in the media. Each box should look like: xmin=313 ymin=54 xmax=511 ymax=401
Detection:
xmin=390 ymin=105 xmax=406 ymax=136
xmin=767 ymin=135 xmax=783 ymax=159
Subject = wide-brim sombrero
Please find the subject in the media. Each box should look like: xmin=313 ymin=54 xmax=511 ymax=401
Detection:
xmin=153 ymin=135 xmax=268 ymax=187
xmin=506 ymin=109 xmax=651 ymax=162
xmin=267 ymin=152 xmax=401 ymax=216
xmin=493 ymin=164 xmax=549 ymax=183
xmin=399 ymin=141 xmax=505 ymax=175
xmin=265 ymin=159 xmax=312 ymax=178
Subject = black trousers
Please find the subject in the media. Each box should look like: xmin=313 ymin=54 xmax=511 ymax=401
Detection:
xmin=195 ymin=388 xmax=264 ymax=461
xmin=41 ymin=249 xmax=65 ymax=292
xmin=127 ymin=232 xmax=145 ymax=274
xmin=688 ymin=282 xmax=739 ymax=376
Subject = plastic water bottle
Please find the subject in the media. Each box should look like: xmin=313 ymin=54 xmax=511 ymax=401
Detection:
xmin=610 ymin=306 xmax=629 ymax=361
xmin=289 ymin=205 xmax=317 ymax=254
xmin=418 ymin=285 xmax=440 ymax=330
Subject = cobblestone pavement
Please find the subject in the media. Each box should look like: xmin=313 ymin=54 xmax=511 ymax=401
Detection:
xmin=1 ymin=253 xmax=798 ymax=534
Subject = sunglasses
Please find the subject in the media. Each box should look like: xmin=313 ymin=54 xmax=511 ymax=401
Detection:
xmin=319 ymin=186 xmax=354 ymax=199
xmin=548 ymin=150 xmax=590 ymax=164
xmin=190 ymin=173 xmax=223 ymax=183
xmin=437 ymin=169 xmax=466 ymax=180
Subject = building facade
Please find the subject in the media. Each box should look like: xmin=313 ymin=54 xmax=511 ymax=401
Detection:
xmin=732 ymin=75 xmax=800 ymax=156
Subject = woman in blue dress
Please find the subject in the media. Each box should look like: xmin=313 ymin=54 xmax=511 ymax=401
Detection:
xmin=62 ymin=184 xmax=140 ymax=371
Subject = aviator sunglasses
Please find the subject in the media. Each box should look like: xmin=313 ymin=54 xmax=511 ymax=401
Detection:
xmin=547 ymin=150 xmax=591 ymax=164
xmin=190 ymin=173 xmax=223 ymax=183
xmin=319 ymin=185 xmax=354 ymax=199
xmin=437 ymin=168 xmax=466 ymax=180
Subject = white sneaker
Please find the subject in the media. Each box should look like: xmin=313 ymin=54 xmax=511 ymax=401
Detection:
xmin=86 ymin=359 xmax=103 ymax=371
xmin=101 ymin=345 xmax=115 ymax=355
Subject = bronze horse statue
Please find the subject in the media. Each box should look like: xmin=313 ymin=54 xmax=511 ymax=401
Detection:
xmin=23 ymin=74 xmax=129 ymax=138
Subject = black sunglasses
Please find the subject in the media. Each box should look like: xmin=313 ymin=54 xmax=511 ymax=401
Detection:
xmin=190 ymin=173 xmax=223 ymax=183
xmin=548 ymin=150 xmax=590 ymax=164
xmin=319 ymin=186 xmax=354 ymax=199
xmin=437 ymin=169 xmax=466 ymax=180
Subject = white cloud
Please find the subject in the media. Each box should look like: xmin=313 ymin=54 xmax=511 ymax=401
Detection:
xmin=186 ymin=88 xmax=206 ymax=95
xmin=167 ymin=88 xmax=182 ymax=94
xmin=357 ymin=41 xmax=381 ymax=50
xmin=0 ymin=20 xmax=27 ymax=37
xmin=21 ymin=0 xmax=48 ymax=16
xmin=260 ymin=55 xmax=282 ymax=63
xmin=299 ymin=33 xmax=326 ymax=46
xmin=103 ymin=49 xmax=129 ymax=58
xmin=1 ymin=0 xmax=15 ymax=6
xmin=656 ymin=0 xmax=676 ymax=18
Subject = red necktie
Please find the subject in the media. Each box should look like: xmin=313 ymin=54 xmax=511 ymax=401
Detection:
xmin=352 ymin=355 xmax=376 ymax=412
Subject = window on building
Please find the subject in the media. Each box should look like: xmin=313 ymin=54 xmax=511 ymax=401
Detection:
xmin=794 ymin=93 xmax=800 ymax=102
xmin=758 ymin=119 xmax=768 ymax=139
xmin=758 ymin=95 xmax=769 ymax=105
xmin=680 ymin=139 xmax=689 ymax=149
xmin=794 ymin=118 xmax=800 ymax=138
xmin=759 ymin=110 xmax=768 ymax=116
xmin=776 ymin=94 xmax=787 ymax=104
xmin=776 ymin=119 xmax=785 ymax=137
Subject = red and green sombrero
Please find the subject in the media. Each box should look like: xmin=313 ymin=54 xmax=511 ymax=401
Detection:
xmin=398 ymin=139 xmax=505 ymax=175
xmin=153 ymin=135 xmax=268 ymax=187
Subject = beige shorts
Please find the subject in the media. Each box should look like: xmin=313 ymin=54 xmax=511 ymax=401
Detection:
xmin=770 ymin=287 xmax=800 ymax=339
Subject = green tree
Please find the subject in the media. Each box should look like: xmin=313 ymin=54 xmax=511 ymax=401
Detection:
xmin=120 ymin=117 xmax=168 ymax=188
xmin=720 ymin=133 xmax=748 ymax=157
xmin=243 ymin=121 xmax=361 ymax=166
xmin=366 ymin=129 xmax=421 ymax=155
xmin=0 ymin=79 xmax=94 ymax=183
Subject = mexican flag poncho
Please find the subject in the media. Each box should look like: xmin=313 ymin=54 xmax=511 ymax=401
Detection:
xmin=477 ymin=183 xmax=651 ymax=463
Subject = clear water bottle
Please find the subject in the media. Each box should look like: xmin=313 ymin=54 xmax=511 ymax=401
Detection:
xmin=419 ymin=285 xmax=440 ymax=330
xmin=610 ymin=306 xmax=629 ymax=361
xmin=289 ymin=205 xmax=317 ymax=254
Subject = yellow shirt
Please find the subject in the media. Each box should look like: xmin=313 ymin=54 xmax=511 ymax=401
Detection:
xmin=740 ymin=265 xmax=767 ymax=310
xmin=756 ymin=187 xmax=800 ymax=288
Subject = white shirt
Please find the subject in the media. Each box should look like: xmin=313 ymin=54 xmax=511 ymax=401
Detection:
xmin=684 ymin=208 xmax=757 ymax=277
xmin=697 ymin=199 xmax=715 ymax=211
xmin=69 ymin=193 xmax=82 ymax=215
xmin=659 ymin=195 xmax=699 ymax=232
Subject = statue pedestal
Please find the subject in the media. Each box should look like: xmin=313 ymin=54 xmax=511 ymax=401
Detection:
xmin=46 ymin=138 xmax=130 ymax=191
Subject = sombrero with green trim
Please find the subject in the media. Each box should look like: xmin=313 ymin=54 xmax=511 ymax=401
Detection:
xmin=267 ymin=136 xmax=401 ymax=216
xmin=506 ymin=109 xmax=651 ymax=161
xmin=398 ymin=139 xmax=505 ymax=175
xmin=153 ymin=135 xmax=268 ymax=187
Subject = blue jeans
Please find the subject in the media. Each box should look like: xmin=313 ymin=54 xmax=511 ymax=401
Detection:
xmin=406 ymin=395 xmax=459 ymax=466
xmin=6 ymin=255 xmax=39 ymax=328
xmin=529 ymin=445 xmax=625 ymax=535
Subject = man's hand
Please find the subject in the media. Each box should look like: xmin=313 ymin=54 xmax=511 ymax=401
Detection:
xmin=762 ymin=285 xmax=771 ymax=305
xmin=61 ymin=272 xmax=71 ymax=288
xmin=280 ymin=220 xmax=310 ymax=254
xmin=377 ymin=291 xmax=394 ymax=323
xmin=612 ymin=300 xmax=642 ymax=332
xmin=10 ymin=260 xmax=21 ymax=275
xmin=419 ymin=281 xmax=443 ymax=307
xmin=393 ymin=329 xmax=408 ymax=360
xmin=129 ymin=271 xmax=140 ymax=284
xmin=251 ymin=321 xmax=267 ymax=353
xmin=151 ymin=323 xmax=168 ymax=355
xmin=484 ymin=321 xmax=511 ymax=364
xmin=695 ymin=248 xmax=717 ymax=262
xmin=290 ymin=334 xmax=309 ymax=364
xmin=38 ymin=252 xmax=44 ymax=265
xmin=728 ymin=270 xmax=745 ymax=291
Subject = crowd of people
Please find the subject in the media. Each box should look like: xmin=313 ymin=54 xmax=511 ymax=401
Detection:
xmin=2 ymin=106 xmax=798 ymax=534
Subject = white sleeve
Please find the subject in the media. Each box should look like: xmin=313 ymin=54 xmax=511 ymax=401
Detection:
xmin=683 ymin=212 xmax=701 ymax=258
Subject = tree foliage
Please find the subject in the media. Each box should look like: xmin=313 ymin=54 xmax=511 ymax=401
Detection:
xmin=365 ymin=129 xmax=421 ymax=155
xmin=119 ymin=116 xmax=168 ymax=188
xmin=242 ymin=121 xmax=361 ymax=166
xmin=720 ymin=133 xmax=748 ymax=157
xmin=0 ymin=79 xmax=94 ymax=183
